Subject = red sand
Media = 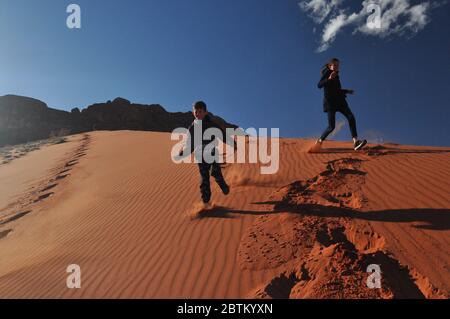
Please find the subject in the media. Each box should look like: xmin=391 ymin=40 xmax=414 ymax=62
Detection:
xmin=0 ymin=131 xmax=448 ymax=298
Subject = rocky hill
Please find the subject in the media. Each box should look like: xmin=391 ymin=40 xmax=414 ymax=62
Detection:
xmin=0 ymin=95 xmax=236 ymax=147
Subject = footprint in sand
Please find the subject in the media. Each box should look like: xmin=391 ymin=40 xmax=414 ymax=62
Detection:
xmin=58 ymin=168 xmax=71 ymax=175
xmin=40 ymin=184 xmax=57 ymax=193
xmin=65 ymin=160 xmax=78 ymax=167
xmin=0 ymin=211 xmax=32 ymax=226
xmin=0 ymin=229 xmax=12 ymax=240
xmin=56 ymin=174 xmax=70 ymax=180
xmin=33 ymin=192 xmax=54 ymax=203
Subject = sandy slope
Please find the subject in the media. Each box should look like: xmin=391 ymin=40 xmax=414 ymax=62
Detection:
xmin=0 ymin=131 xmax=448 ymax=298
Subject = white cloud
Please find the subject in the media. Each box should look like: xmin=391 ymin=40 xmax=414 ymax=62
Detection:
xmin=298 ymin=0 xmax=443 ymax=52
xmin=299 ymin=0 xmax=342 ymax=23
xmin=318 ymin=14 xmax=348 ymax=52
xmin=318 ymin=11 xmax=361 ymax=52
xmin=405 ymin=3 xmax=431 ymax=32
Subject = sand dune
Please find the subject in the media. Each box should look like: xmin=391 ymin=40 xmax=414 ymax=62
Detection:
xmin=0 ymin=131 xmax=448 ymax=298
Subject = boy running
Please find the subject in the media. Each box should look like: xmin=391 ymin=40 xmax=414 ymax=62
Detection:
xmin=179 ymin=101 xmax=230 ymax=204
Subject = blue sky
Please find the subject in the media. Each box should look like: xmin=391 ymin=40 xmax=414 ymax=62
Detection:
xmin=0 ymin=0 xmax=449 ymax=146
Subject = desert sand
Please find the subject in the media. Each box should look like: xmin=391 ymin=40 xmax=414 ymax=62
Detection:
xmin=0 ymin=131 xmax=448 ymax=298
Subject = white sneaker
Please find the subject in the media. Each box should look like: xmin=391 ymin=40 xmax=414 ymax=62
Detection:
xmin=354 ymin=139 xmax=367 ymax=151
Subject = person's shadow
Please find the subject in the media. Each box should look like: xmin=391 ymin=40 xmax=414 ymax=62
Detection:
xmin=198 ymin=203 xmax=450 ymax=231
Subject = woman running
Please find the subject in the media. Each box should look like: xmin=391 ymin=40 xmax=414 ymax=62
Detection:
xmin=311 ymin=58 xmax=367 ymax=152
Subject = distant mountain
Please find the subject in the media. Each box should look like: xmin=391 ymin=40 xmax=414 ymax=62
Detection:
xmin=0 ymin=95 xmax=237 ymax=147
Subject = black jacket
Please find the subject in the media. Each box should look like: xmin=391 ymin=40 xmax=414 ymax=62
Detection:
xmin=317 ymin=65 xmax=350 ymax=112
xmin=185 ymin=114 xmax=226 ymax=156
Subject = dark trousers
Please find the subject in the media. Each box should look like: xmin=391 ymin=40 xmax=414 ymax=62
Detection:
xmin=198 ymin=162 xmax=227 ymax=202
xmin=320 ymin=105 xmax=358 ymax=141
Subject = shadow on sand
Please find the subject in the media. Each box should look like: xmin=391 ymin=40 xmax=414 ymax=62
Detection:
xmin=198 ymin=203 xmax=450 ymax=231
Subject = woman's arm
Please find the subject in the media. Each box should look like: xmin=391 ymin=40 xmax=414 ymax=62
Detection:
xmin=317 ymin=69 xmax=336 ymax=89
xmin=341 ymin=89 xmax=355 ymax=95
xmin=317 ymin=71 xmax=330 ymax=89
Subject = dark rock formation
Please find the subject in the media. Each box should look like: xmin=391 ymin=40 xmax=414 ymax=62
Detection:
xmin=0 ymin=95 xmax=237 ymax=147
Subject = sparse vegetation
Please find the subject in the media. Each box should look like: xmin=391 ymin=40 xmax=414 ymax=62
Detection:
xmin=49 ymin=128 xmax=70 ymax=145
xmin=0 ymin=130 xmax=71 ymax=166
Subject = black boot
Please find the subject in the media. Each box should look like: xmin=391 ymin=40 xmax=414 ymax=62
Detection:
xmin=218 ymin=182 xmax=230 ymax=195
xmin=202 ymin=192 xmax=211 ymax=204
xmin=211 ymin=163 xmax=229 ymax=195
xmin=198 ymin=163 xmax=212 ymax=203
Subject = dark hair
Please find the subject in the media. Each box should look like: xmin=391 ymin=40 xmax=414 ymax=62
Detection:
xmin=328 ymin=58 xmax=340 ymax=65
xmin=193 ymin=101 xmax=207 ymax=111
xmin=321 ymin=58 xmax=340 ymax=74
